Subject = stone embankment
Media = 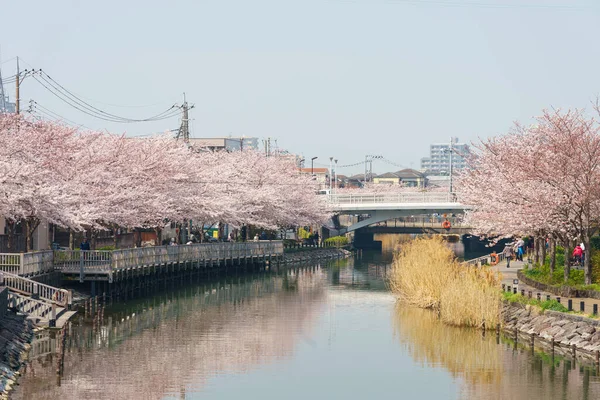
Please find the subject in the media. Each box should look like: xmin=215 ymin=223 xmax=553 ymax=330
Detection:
xmin=503 ymin=302 xmax=600 ymax=361
xmin=0 ymin=312 xmax=34 ymax=399
xmin=282 ymin=248 xmax=352 ymax=264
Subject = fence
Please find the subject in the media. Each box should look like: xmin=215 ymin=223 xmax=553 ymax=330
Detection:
xmin=0 ymin=250 xmax=55 ymax=275
xmin=464 ymin=252 xmax=506 ymax=267
xmin=1 ymin=242 xmax=285 ymax=280
xmin=0 ymin=270 xmax=71 ymax=306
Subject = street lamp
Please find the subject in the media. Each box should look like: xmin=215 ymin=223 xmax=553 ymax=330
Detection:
xmin=311 ymin=156 xmax=318 ymax=175
xmin=442 ymin=139 xmax=454 ymax=193
xmin=329 ymin=157 xmax=334 ymax=191
xmin=334 ymin=159 xmax=338 ymax=193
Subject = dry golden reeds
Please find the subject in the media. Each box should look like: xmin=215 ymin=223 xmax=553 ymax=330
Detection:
xmin=389 ymin=236 xmax=501 ymax=327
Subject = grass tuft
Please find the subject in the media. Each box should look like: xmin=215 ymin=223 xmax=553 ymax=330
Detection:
xmin=389 ymin=236 xmax=501 ymax=328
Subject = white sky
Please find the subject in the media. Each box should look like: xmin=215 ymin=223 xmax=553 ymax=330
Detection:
xmin=2 ymin=0 xmax=600 ymax=174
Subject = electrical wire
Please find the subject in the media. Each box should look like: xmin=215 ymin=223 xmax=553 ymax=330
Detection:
xmin=37 ymin=71 xmax=181 ymax=122
xmin=30 ymin=101 xmax=91 ymax=130
xmin=31 ymin=73 xmax=182 ymax=123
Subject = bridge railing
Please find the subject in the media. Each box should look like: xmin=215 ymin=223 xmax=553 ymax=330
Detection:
xmin=327 ymin=192 xmax=458 ymax=205
xmin=0 ymin=250 xmax=55 ymax=276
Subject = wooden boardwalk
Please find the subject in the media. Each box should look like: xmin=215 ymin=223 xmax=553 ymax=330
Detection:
xmin=0 ymin=241 xmax=284 ymax=327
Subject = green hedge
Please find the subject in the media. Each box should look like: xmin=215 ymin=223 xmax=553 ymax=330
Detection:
xmin=324 ymin=236 xmax=348 ymax=247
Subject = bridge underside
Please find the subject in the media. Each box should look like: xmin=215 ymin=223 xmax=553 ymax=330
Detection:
xmin=336 ymin=209 xmax=464 ymax=234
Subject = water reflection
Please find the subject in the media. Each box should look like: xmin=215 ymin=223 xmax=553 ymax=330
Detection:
xmin=393 ymin=304 xmax=600 ymax=399
xmin=13 ymin=255 xmax=600 ymax=400
xmin=14 ymin=268 xmax=327 ymax=400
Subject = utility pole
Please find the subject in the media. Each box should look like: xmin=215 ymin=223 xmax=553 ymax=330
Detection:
xmin=15 ymin=57 xmax=20 ymax=114
xmin=0 ymin=68 xmax=5 ymax=113
xmin=449 ymin=137 xmax=454 ymax=193
xmin=177 ymin=93 xmax=190 ymax=143
xmin=334 ymin=159 xmax=338 ymax=193
xmin=329 ymin=157 xmax=334 ymax=191
xmin=364 ymin=155 xmax=382 ymax=184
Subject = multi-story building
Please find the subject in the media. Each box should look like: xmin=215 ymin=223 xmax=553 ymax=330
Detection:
xmin=420 ymin=138 xmax=469 ymax=174
xmin=187 ymin=137 xmax=259 ymax=152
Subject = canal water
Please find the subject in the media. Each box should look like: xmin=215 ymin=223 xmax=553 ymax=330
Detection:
xmin=13 ymin=243 xmax=600 ymax=399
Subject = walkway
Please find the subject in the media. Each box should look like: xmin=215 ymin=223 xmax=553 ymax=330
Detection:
xmin=490 ymin=257 xmax=600 ymax=316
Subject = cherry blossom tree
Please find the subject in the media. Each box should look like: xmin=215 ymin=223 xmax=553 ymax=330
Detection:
xmin=458 ymin=107 xmax=600 ymax=284
xmin=0 ymin=114 xmax=331 ymax=251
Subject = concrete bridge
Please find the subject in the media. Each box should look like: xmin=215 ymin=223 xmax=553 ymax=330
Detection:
xmin=326 ymin=192 xmax=468 ymax=233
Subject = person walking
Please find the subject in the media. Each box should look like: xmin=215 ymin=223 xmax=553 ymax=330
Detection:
xmin=503 ymin=244 xmax=514 ymax=268
xmin=573 ymin=245 xmax=583 ymax=266
xmin=515 ymin=238 xmax=525 ymax=262
xmin=580 ymin=242 xmax=586 ymax=266
xmin=80 ymin=237 xmax=90 ymax=251
xmin=253 ymin=234 xmax=259 ymax=242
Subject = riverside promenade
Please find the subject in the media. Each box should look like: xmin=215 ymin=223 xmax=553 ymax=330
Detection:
xmin=491 ymin=258 xmax=600 ymax=315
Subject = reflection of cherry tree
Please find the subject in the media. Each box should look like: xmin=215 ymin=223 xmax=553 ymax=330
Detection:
xmin=14 ymin=270 xmax=327 ymax=400
xmin=0 ymin=115 xmax=330 ymax=248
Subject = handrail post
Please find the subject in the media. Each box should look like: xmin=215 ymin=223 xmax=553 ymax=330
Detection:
xmin=79 ymin=250 xmax=84 ymax=283
xmin=49 ymin=303 xmax=56 ymax=327
xmin=19 ymin=253 xmax=24 ymax=275
xmin=32 ymin=282 xmax=39 ymax=299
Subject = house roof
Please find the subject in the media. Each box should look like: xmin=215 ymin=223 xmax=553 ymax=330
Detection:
xmin=299 ymin=168 xmax=328 ymax=174
xmin=395 ymin=168 xmax=425 ymax=179
xmin=376 ymin=172 xmax=400 ymax=179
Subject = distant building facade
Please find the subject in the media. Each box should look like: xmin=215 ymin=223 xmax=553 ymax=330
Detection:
xmin=420 ymin=138 xmax=469 ymax=174
xmin=373 ymin=169 xmax=427 ymax=188
xmin=187 ymin=137 xmax=259 ymax=152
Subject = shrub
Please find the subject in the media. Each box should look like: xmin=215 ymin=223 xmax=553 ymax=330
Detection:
xmin=97 ymin=245 xmax=116 ymax=251
xmin=325 ymin=236 xmax=348 ymax=247
xmin=502 ymin=292 xmax=568 ymax=312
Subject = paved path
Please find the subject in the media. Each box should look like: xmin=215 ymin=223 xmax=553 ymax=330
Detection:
xmin=491 ymin=257 xmax=600 ymax=316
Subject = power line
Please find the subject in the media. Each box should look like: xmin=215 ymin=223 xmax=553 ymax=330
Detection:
xmin=34 ymin=71 xmax=181 ymax=123
xmin=30 ymin=72 xmax=182 ymax=123
xmin=29 ymin=100 xmax=91 ymax=130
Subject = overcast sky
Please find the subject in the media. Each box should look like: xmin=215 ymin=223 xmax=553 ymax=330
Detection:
xmin=2 ymin=0 xmax=600 ymax=175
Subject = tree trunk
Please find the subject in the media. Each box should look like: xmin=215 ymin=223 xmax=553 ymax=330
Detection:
xmin=155 ymin=226 xmax=162 ymax=246
xmin=564 ymin=239 xmax=571 ymax=283
xmin=90 ymin=228 xmax=99 ymax=250
xmin=69 ymin=230 xmax=74 ymax=250
xmin=584 ymin=233 xmax=592 ymax=285
xmin=534 ymin=236 xmax=540 ymax=265
xmin=541 ymin=237 xmax=547 ymax=266
xmin=25 ymin=217 xmax=40 ymax=252
xmin=549 ymin=238 xmax=556 ymax=275
xmin=113 ymin=224 xmax=119 ymax=249
xmin=6 ymin=220 xmax=16 ymax=251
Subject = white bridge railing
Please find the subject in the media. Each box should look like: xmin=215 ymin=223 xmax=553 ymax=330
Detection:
xmin=326 ymin=192 xmax=458 ymax=205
